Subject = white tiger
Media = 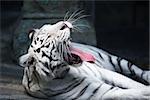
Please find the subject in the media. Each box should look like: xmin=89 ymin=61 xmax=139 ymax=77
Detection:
xmin=19 ymin=11 xmax=150 ymax=100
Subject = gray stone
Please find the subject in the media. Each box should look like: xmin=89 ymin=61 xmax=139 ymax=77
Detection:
xmin=0 ymin=63 xmax=41 ymax=99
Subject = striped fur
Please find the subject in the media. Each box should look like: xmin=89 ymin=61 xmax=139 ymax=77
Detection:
xmin=19 ymin=19 xmax=150 ymax=99
xmin=72 ymin=43 xmax=150 ymax=85
xmin=21 ymin=49 xmax=150 ymax=99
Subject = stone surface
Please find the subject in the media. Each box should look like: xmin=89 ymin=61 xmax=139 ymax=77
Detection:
xmin=0 ymin=64 xmax=41 ymax=99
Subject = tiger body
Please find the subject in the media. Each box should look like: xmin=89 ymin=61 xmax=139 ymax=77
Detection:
xmin=19 ymin=12 xmax=150 ymax=100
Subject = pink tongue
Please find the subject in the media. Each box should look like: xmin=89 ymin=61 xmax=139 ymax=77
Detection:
xmin=70 ymin=47 xmax=95 ymax=62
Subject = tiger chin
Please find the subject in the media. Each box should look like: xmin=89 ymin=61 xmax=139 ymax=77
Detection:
xmin=19 ymin=11 xmax=150 ymax=100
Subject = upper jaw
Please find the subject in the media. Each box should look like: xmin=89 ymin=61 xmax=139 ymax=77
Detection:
xmin=64 ymin=21 xmax=73 ymax=29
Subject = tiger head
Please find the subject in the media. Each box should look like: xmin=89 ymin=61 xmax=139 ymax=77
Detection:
xmin=19 ymin=10 xmax=88 ymax=80
xmin=19 ymin=21 xmax=74 ymax=79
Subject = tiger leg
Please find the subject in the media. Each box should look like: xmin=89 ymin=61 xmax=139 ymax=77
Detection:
xmin=82 ymin=62 xmax=146 ymax=89
xmin=67 ymin=62 xmax=150 ymax=100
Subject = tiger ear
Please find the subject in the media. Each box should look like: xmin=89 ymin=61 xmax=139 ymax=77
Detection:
xmin=28 ymin=29 xmax=39 ymax=40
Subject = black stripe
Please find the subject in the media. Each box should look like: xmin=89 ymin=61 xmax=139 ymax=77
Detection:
xmin=51 ymin=63 xmax=66 ymax=72
xmin=39 ymin=60 xmax=49 ymax=69
xmin=131 ymin=69 xmax=136 ymax=76
xmin=139 ymin=71 xmax=149 ymax=85
xmin=128 ymin=62 xmax=136 ymax=75
xmin=117 ymin=57 xmax=123 ymax=72
xmin=98 ymin=52 xmax=104 ymax=60
xmin=31 ymin=71 xmax=50 ymax=98
xmin=72 ymin=83 xmax=90 ymax=100
xmin=85 ymin=63 xmax=97 ymax=77
xmin=88 ymin=47 xmax=104 ymax=61
xmin=62 ymin=92 xmax=75 ymax=100
xmin=141 ymin=71 xmax=145 ymax=79
xmin=61 ymin=33 xmax=65 ymax=40
xmin=101 ymin=86 xmax=114 ymax=99
xmin=37 ymin=37 xmax=39 ymax=41
xmin=95 ymin=62 xmax=102 ymax=67
xmin=108 ymin=55 xmax=116 ymax=71
xmin=44 ymin=62 xmax=49 ymax=68
xmin=26 ymin=88 xmax=49 ymax=99
xmin=87 ymin=84 xmax=103 ymax=100
xmin=42 ymin=51 xmax=50 ymax=59
xmin=45 ymin=43 xmax=50 ymax=48
xmin=38 ymin=61 xmax=50 ymax=75
xmin=45 ymin=35 xmax=51 ymax=42
xmin=37 ymin=61 xmax=50 ymax=75
xmin=36 ymin=48 xmax=41 ymax=53
xmin=51 ymin=42 xmax=55 ymax=51
xmin=42 ymin=51 xmax=53 ymax=61
xmin=25 ymin=68 xmax=30 ymax=89
xmin=127 ymin=62 xmax=133 ymax=74
xmin=27 ymin=57 xmax=35 ymax=65
xmin=93 ymin=85 xmax=101 ymax=94
xmin=34 ymin=40 xmax=37 ymax=44
xmin=33 ymin=70 xmax=41 ymax=85
xmin=40 ymin=39 xmax=43 ymax=44
xmin=33 ymin=69 xmax=52 ymax=98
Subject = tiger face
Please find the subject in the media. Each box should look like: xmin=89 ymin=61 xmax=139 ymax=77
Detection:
xmin=19 ymin=21 xmax=73 ymax=79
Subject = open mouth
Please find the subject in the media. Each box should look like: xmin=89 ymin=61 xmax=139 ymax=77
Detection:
xmin=70 ymin=46 xmax=95 ymax=63
xmin=64 ymin=45 xmax=95 ymax=64
xmin=61 ymin=21 xmax=95 ymax=64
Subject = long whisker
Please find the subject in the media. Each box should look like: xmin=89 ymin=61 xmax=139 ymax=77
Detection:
xmin=67 ymin=10 xmax=84 ymax=22
xmin=71 ymin=10 xmax=84 ymax=20
xmin=67 ymin=9 xmax=80 ymax=22
xmin=71 ymin=15 xmax=90 ymax=24
xmin=73 ymin=25 xmax=82 ymax=30
xmin=64 ymin=11 xmax=70 ymax=21
xmin=73 ymin=24 xmax=90 ymax=28
xmin=73 ymin=26 xmax=83 ymax=33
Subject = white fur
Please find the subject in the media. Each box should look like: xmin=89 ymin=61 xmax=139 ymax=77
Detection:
xmin=19 ymin=20 xmax=150 ymax=99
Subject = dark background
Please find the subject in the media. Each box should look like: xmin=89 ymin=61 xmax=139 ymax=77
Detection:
xmin=0 ymin=1 xmax=149 ymax=68
xmin=95 ymin=1 xmax=149 ymax=68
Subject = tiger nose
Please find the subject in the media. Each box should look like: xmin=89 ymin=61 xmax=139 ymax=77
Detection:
xmin=64 ymin=21 xmax=73 ymax=29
